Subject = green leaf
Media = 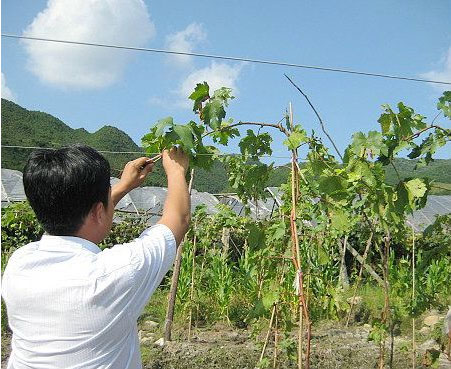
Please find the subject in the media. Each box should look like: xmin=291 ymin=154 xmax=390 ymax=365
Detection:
xmin=202 ymin=99 xmax=226 ymax=130
xmin=239 ymin=130 xmax=273 ymax=159
xmin=189 ymin=82 xmax=209 ymax=112
xmin=405 ymin=178 xmax=427 ymax=203
xmin=350 ymin=131 xmax=386 ymax=158
xmin=173 ymin=124 xmax=194 ymax=150
xmin=212 ymin=87 xmax=234 ymax=105
xmin=437 ymin=91 xmax=451 ymax=119
xmin=283 ymin=127 xmax=307 ymax=150
xmin=378 ymin=112 xmax=392 ymax=135
xmin=248 ymin=224 xmax=265 ymax=249
xmin=330 ymin=209 xmax=351 ymax=232
xmin=318 ymin=175 xmax=346 ymax=195
xmin=154 ymin=117 xmax=174 ymax=137
xmin=272 ymin=220 xmax=286 ymax=240
xmin=262 ymin=287 xmax=279 ymax=309
xmin=317 ymin=245 xmax=330 ymax=265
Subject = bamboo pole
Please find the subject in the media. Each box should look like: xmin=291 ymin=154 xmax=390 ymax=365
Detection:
xmin=288 ymin=102 xmax=311 ymax=369
xmin=187 ymin=220 xmax=198 ymax=341
xmin=164 ymin=168 xmax=195 ymax=342
xmin=298 ymin=301 xmax=304 ymax=369
xmin=259 ymin=304 xmax=277 ymax=364
xmin=412 ymin=226 xmax=416 ymax=369
xmin=273 ymin=305 xmax=279 ymax=369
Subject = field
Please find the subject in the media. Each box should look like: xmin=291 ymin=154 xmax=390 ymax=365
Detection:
xmin=1 ymin=87 xmax=451 ymax=368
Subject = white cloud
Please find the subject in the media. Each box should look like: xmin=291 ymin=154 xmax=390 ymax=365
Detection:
xmin=421 ymin=46 xmax=451 ymax=91
xmin=178 ymin=62 xmax=244 ymax=106
xmin=149 ymin=62 xmax=245 ymax=109
xmin=1 ymin=73 xmax=18 ymax=102
xmin=165 ymin=23 xmax=206 ymax=66
xmin=22 ymin=0 xmax=155 ymax=89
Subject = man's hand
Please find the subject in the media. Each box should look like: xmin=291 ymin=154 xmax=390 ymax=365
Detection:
xmin=162 ymin=147 xmax=189 ymax=177
xmin=112 ymin=157 xmax=154 ymax=206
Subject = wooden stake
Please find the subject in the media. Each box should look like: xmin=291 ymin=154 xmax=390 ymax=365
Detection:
xmin=187 ymin=220 xmax=198 ymax=341
xmin=164 ymin=168 xmax=195 ymax=342
xmin=259 ymin=304 xmax=277 ymax=364
xmin=412 ymin=226 xmax=416 ymax=369
xmin=298 ymin=302 xmax=304 ymax=369
xmin=273 ymin=305 xmax=279 ymax=369
xmin=288 ymin=102 xmax=311 ymax=369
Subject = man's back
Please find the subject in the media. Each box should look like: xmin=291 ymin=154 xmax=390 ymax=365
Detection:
xmin=2 ymin=226 xmax=176 ymax=369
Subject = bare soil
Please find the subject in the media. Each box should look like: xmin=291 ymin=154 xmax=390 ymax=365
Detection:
xmin=2 ymin=322 xmax=450 ymax=368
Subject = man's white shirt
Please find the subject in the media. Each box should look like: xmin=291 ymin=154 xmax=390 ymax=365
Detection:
xmin=1 ymin=224 xmax=176 ymax=369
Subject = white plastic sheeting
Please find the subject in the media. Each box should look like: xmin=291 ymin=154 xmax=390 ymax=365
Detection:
xmin=407 ymin=195 xmax=451 ymax=232
xmin=2 ymin=169 xmax=450 ymax=231
xmin=216 ymin=187 xmax=282 ymax=220
xmin=1 ymin=169 xmax=26 ymax=206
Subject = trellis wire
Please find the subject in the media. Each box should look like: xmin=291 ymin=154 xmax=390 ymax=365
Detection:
xmin=2 ymin=33 xmax=451 ymax=86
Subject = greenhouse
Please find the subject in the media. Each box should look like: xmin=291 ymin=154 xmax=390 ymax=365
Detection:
xmin=2 ymin=168 xmax=450 ymax=231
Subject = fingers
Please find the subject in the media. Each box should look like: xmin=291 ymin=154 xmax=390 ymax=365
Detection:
xmin=140 ymin=162 xmax=154 ymax=178
xmin=133 ymin=156 xmax=153 ymax=167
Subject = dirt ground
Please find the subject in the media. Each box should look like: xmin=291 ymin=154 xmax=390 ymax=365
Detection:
xmin=3 ymin=322 xmax=450 ymax=368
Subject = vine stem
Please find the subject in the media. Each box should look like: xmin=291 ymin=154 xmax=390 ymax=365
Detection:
xmin=403 ymin=124 xmax=448 ymax=141
xmin=284 ymin=74 xmax=344 ymax=162
xmin=201 ymin=119 xmax=290 ymax=139
xmin=164 ymin=168 xmax=195 ymax=342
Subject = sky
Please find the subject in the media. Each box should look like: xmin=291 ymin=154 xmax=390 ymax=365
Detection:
xmin=1 ymin=0 xmax=450 ymax=164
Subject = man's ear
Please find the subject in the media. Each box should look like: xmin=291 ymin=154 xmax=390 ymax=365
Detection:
xmin=91 ymin=202 xmax=105 ymax=224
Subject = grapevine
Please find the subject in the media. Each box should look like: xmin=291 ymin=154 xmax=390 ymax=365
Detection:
xmin=142 ymin=82 xmax=451 ymax=368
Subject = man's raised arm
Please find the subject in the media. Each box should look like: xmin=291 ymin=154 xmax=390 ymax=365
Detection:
xmin=158 ymin=147 xmax=190 ymax=245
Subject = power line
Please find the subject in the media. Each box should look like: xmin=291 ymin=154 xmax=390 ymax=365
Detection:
xmin=2 ymin=33 xmax=451 ymax=86
xmin=1 ymin=145 xmax=295 ymax=159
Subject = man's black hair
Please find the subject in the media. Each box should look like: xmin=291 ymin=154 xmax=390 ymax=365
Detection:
xmin=23 ymin=145 xmax=111 ymax=235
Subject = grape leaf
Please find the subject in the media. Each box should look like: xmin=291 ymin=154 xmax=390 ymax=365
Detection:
xmin=405 ymin=178 xmax=427 ymax=203
xmin=202 ymin=99 xmax=226 ymax=130
xmin=213 ymin=87 xmax=234 ymax=105
xmin=239 ymin=130 xmax=273 ymax=159
xmin=283 ymin=126 xmax=307 ymax=150
xmin=330 ymin=209 xmax=351 ymax=232
xmin=154 ymin=117 xmax=174 ymax=137
xmin=189 ymin=82 xmax=210 ymax=113
xmin=173 ymin=124 xmax=194 ymax=150
xmin=437 ymin=91 xmax=451 ymax=119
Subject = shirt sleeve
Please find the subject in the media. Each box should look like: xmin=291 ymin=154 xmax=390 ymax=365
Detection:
xmin=125 ymin=224 xmax=177 ymax=320
xmin=97 ymin=224 xmax=176 ymax=321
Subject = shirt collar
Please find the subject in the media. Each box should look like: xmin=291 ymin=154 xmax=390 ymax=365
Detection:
xmin=40 ymin=234 xmax=102 ymax=254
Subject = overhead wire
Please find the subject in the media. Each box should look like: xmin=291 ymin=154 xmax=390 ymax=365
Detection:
xmin=1 ymin=145 xmax=299 ymax=160
xmin=2 ymin=33 xmax=451 ymax=86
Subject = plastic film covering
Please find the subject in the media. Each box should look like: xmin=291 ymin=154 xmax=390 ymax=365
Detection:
xmin=2 ymin=170 xmax=450 ymax=231
xmin=407 ymin=195 xmax=451 ymax=231
xmin=1 ymin=169 xmax=26 ymax=207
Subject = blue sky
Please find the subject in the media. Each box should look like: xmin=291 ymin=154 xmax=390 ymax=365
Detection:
xmin=2 ymin=0 xmax=450 ymax=164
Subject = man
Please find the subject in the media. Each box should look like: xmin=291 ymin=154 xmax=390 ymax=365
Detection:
xmin=1 ymin=144 xmax=190 ymax=369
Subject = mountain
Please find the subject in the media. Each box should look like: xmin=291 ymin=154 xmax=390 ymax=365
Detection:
xmin=0 ymin=99 xmax=228 ymax=193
